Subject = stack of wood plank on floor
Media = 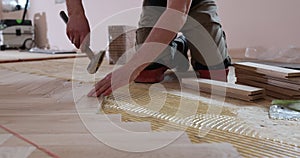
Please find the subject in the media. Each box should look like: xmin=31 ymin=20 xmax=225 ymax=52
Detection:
xmin=234 ymin=62 xmax=300 ymax=99
xmin=182 ymin=78 xmax=265 ymax=101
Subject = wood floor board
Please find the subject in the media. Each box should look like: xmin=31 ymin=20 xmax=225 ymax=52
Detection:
xmin=0 ymin=135 xmax=30 ymax=146
xmin=0 ymin=134 xmax=12 ymax=145
xmin=0 ymin=114 xmax=149 ymax=135
xmin=0 ymin=115 xmax=88 ymax=134
xmin=17 ymin=76 xmax=54 ymax=93
xmin=196 ymin=87 xmax=265 ymax=101
xmin=0 ymin=146 xmax=36 ymax=158
xmin=184 ymin=78 xmax=263 ymax=95
xmin=6 ymin=74 xmax=43 ymax=90
xmin=0 ymin=129 xmax=9 ymax=134
xmin=2 ymin=132 xmax=187 ymax=147
xmin=80 ymin=114 xmax=152 ymax=133
xmin=0 ymin=71 xmax=24 ymax=84
xmin=234 ymin=62 xmax=300 ymax=78
xmin=235 ymin=73 xmax=300 ymax=91
xmin=235 ymin=68 xmax=300 ymax=85
xmin=32 ymin=142 xmax=239 ymax=158
xmin=182 ymin=78 xmax=264 ymax=101
xmin=1 ymin=59 xmax=299 ymax=157
xmin=0 ymin=101 xmax=77 ymax=115
xmin=237 ymin=78 xmax=300 ymax=97
xmin=27 ymin=149 xmax=53 ymax=158
xmin=28 ymin=78 xmax=66 ymax=95
xmin=0 ymin=86 xmax=21 ymax=95
xmin=0 ymin=50 xmax=85 ymax=63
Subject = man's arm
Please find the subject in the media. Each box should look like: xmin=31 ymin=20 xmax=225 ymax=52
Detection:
xmin=123 ymin=0 xmax=193 ymax=76
xmin=88 ymin=0 xmax=192 ymax=97
xmin=65 ymin=0 xmax=90 ymax=48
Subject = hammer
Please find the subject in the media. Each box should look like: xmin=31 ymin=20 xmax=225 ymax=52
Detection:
xmin=60 ymin=11 xmax=105 ymax=74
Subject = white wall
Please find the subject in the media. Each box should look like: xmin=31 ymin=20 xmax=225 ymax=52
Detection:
xmin=217 ymin=0 xmax=300 ymax=49
xmin=28 ymin=0 xmax=300 ymax=50
xmin=28 ymin=0 xmax=142 ymax=50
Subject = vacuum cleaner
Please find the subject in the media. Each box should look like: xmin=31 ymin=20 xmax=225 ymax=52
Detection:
xmin=0 ymin=0 xmax=34 ymax=50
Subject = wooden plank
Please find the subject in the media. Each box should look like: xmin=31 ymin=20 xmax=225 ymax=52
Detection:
xmin=17 ymin=76 xmax=54 ymax=93
xmin=236 ymin=78 xmax=300 ymax=98
xmin=0 ymin=134 xmax=12 ymax=145
xmin=264 ymin=90 xmax=300 ymax=100
xmin=234 ymin=62 xmax=300 ymax=78
xmin=3 ymin=73 xmax=39 ymax=87
xmin=0 ymin=71 xmax=23 ymax=84
xmin=30 ymin=143 xmax=239 ymax=158
xmin=27 ymin=150 xmax=52 ymax=158
xmin=28 ymin=78 xmax=63 ymax=95
xmin=4 ymin=132 xmax=190 ymax=147
xmin=198 ymin=87 xmax=265 ymax=101
xmin=186 ymin=86 xmax=264 ymax=101
xmin=0 ymin=147 xmax=36 ymax=158
xmin=235 ymin=73 xmax=300 ymax=91
xmin=0 ymin=115 xmax=88 ymax=134
xmin=0 ymin=50 xmax=86 ymax=63
xmin=236 ymin=81 xmax=300 ymax=100
xmin=182 ymin=78 xmax=264 ymax=96
xmin=235 ymin=67 xmax=300 ymax=85
xmin=237 ymin=78 xmax=300 ymax=96
xmin=182 ymin=78 xmax=264 ymax=101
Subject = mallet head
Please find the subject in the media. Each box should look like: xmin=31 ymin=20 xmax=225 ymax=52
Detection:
xmin=87 ymin=50 xmax=106 ymax=74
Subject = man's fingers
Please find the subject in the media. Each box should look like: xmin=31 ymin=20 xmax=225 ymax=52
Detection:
xmin=87 ymin=74 xmax=112 ymax=97
xmin=73 ymin=36 xmax=80 ymax=48
xmin=102 ymin=87 xmax=112 ymax=96
xmin=87 ymin=89 xmax=96 ymax=97
xmin=94 ymin=74 xmax=112 ymax=90
xmin=94 ymin=83 xmax=110 ymax=97
xmin=87 ymin=84 xmax=106 ymax=97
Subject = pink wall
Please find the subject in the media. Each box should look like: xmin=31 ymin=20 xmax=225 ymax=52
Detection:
xmin=28 ymin=0 xmax=300 ymax=50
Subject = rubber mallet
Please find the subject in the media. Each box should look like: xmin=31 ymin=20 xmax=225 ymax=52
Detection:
xmin=60 ymin=11 xmax=105 ymax=74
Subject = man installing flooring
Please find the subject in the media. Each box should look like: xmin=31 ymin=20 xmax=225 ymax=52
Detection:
xmin=65 ymin=0 xmax=231 ymax=97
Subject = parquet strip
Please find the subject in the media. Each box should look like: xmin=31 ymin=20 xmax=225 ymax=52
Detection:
xmin=182 ymin=78 xmax=265 ymax=101
xmin=235 ymin=62 xmax=300 ymax=78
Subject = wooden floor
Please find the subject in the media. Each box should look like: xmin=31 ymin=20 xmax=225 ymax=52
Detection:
xmin=0 ymin=53 xmax=299 ymax=157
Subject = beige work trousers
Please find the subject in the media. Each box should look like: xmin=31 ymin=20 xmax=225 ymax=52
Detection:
xmin=136 ymin=0 xmax=230 ymax=70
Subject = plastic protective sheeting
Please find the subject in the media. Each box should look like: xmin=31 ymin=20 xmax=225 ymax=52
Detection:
xmin=244 ymin=46 xmax=300 ymax=64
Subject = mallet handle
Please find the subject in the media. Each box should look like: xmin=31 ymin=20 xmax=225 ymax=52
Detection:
xmin=59 ymin=11 xmax=69 ymax=24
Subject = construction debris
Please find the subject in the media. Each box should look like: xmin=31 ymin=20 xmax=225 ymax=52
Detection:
xmin=269 ymin=100 xmax=300 ymax=121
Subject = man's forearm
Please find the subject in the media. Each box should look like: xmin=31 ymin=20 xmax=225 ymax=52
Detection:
xmin=127 ymin=0 xmax=192 ymax=71
xmin=66 ymin=0 xmax=85 ymax=16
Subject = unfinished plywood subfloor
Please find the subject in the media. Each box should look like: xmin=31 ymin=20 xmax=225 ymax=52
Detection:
xmin=0 ymin=58 xmax=300 ymax=157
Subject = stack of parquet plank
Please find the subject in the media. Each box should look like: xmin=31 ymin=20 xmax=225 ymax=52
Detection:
xmin=108 ymin=25 xmax=137 ymax=65
xmin=182 ymin=78 xmax=265 ymax=101
xmin=234 ymin=62 xmax=300 ymax=99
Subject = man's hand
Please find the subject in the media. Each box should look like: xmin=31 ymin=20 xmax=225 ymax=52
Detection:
xmin=86 ymin=0 xmax=193 ymax=97
xmin=87 ymin=64 xmax=144 ymax=97
xmin=66 ymin=0 xmax=90 ymax=48
xmin=67 ymin=14 xmax=90 ymax=48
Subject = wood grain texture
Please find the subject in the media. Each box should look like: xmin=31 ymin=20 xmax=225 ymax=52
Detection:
xmin=182 ymin=78 xmax=265 ymax=101
xmin=0 ymin=146 xmax=36 ymax=158
xmin=235 ymin=62 xmax=300 ymax=99
xmin=234 ymin=62 xmax=300 ymax=78
xmin=0 ymin=50 xmax=86 ymax=63
xmin=1 ymin=59 xmax=300 ymax=157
